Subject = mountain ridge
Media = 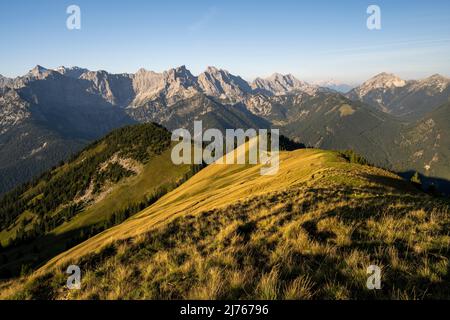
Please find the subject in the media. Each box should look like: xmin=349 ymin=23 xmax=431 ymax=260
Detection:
xmin=1 ymin=65 xmax=449 ymax=195
xmin=347 ymin=72 xmax=450 ymax=119
xmin=2 ymin=144 xmax=449 ymax=299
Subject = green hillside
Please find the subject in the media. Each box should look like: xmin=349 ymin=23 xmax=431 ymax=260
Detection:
xmin=394 ymin=102 xmax=450 ymax=194
xmin=3 ymin=144 xmax=449 ymax=299
xmin=257 ymin=92 xmax=404 ymax=169
xmin=0 ymin=123 xmax=195 ymax=277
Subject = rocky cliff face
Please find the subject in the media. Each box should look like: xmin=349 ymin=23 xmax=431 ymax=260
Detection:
xmin=131 ymin=66 xmax=201 ymax=106
xmin=0 ymin=88 xmax=30 ymax=135
xmin=347 ymin=73 xmax=450 ymax=119
xmin=0 ymin=74 xmax=12 ymax=88
xmin=251 ymin=73 xmax=326 ymax=96
xmin=198 ymin=66 xmax=252 ymax=101
xmin=0 ymin=66 xmax=137 ymax=195
xmin=80 ymin=70 xmax=134 ymax=106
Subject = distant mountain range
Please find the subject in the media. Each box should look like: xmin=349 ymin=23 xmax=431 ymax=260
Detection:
xmin=312 ymin=80 xmax=354 ymax=93
xmin=347 ymin=72 xmax=450 ymax=120
xmin=0 ymin=65 xmax=449 ymax=195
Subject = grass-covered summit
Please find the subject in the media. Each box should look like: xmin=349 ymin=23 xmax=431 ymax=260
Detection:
xmin=2 ymin=142 xmax=449 ymax=299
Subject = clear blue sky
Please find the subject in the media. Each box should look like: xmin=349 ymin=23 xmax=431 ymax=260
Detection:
xmin=1 ymin=0 xmax=450 ymax=84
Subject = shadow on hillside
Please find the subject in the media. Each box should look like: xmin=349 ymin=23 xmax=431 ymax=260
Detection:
xmin=279 ymin=135 xmax=306 ymax=151
xmin=0 ymin=225 xmax=98 ymax=279
xmin=398 ymin=171 xmax=450 ymax=197
xmin=361 ymin=173 xmax=420 ymax=194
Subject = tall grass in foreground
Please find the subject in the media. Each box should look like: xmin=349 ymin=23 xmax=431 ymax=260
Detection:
xmin=4 ymin=170 xmax=449 ymax=300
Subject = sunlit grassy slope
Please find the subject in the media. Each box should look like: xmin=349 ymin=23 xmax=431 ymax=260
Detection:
xmin=1 ymin=145 xmax=190 ymax=241
xmin=0 ymin=124 xmax=193 ymax=277
xmin=2 ymin=141 xmax=449 ymax=300
xmin=53 ymin=148 xmax=189 ymax=235
xmin=33 ymin=145 xmax=349 ymax=268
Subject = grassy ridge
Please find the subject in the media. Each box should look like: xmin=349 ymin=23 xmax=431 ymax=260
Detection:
xmin=3 ymin=146 xmax=449 ymax=299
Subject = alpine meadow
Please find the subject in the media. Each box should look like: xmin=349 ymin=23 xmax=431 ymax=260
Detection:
xmin=1 ymin=0 xmax=450 ymax=311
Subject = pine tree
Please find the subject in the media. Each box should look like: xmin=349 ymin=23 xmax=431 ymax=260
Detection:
xmin=410 ymin=172 xmax=422 ymax=185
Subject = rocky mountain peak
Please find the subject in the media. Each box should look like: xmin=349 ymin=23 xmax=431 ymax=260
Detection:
xmin=428 ymin=73 xmax=447 ymax=79
xmin=422 ymin=74 xmax=449 ymax=84
xmin=412 ymin=73 xmax=450 ymax=92
xmin=165 ymin=66 xmax=197 ymax=85
xmin=251 ymin=72 xmax=320 ymax=96
xmin=31 ymin=65 xmax=48 ymax=74
xmin=11 ymin=65 xmax=59 ymax=87
xmin=133 ymin=68 xmax=163 ymax=83
xmin=272 ymin=73 xmax=305 ymax=88
xmin=364 ymin=72 xmax=406 ymax=89
xmin=27 ymin=65 xmax=55 ymax=80
xmin=205 ymin=66 xmax=221 ymax=73
xmin=350 ymin=72 xmax=407 ymax=99
xmin=167 ymin=65 xmax=190 ymax=76
xmin=0 ymin=74 xmax=13 ymax=88
xmin=54 ymin=66 xmax=89 ymax=79
xmin=136 ymin=67 xmax=147 ymax=74
xmin=268 ymin=72 xmax=296 ymax=82
xmin=131 ymin=66 xmax=199 ymax=105
xmin=198 ymin=66 xmax=252 ymax=100
xmin=347 ymin=72 xmax=450 ymax=120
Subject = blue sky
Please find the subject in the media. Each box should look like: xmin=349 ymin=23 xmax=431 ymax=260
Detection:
xmin=1 ymin=0 xmax=450 ymax=84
